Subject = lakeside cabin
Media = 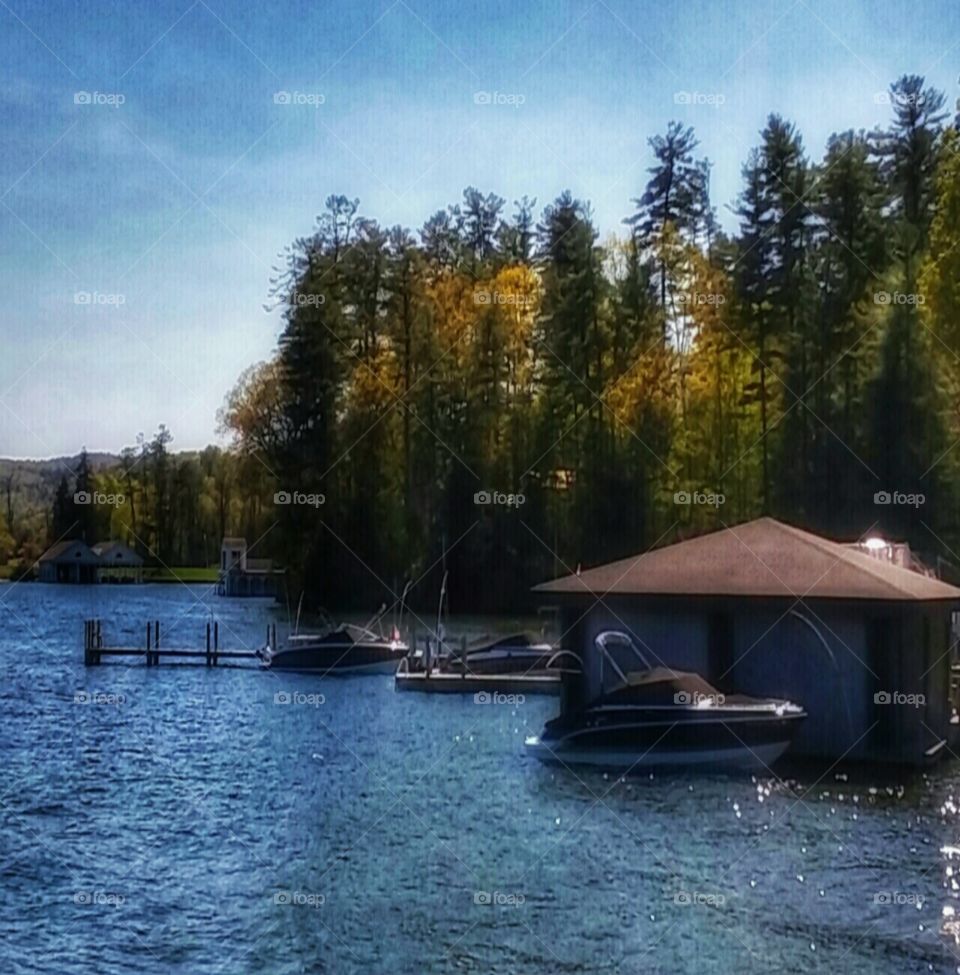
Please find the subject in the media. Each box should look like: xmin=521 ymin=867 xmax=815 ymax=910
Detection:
xmin=37 ymin=539 xmax=144 ymax=583
xmin=535 ymin=517 xmax=960 ymax=766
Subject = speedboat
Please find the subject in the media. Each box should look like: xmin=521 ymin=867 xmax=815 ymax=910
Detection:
xmin=525 ymin=631 xmax=806 ymax=771
xmin=450 ymin=633 xmax=557 ymax=674
xmin=259 ymin=608 xmax=408 ymax=675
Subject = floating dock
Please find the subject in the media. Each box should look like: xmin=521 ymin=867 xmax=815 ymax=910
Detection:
xmin=83 ymin=618 xmax=268 ymax=667
xmin=394 ymin=669 xmax=561 ymax=694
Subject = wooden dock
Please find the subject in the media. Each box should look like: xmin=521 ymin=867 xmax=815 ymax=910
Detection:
xmin=395 ymin=668 xmax=561 ymax=695
xmin=83 ymin=619 xmax=270 ymax=667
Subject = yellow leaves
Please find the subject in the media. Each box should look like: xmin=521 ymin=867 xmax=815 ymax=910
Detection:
xmin=218 ymin=359 xmax=285 ymax=453
xmin=485 ymin=264 xmax=542 ymax=386
xmin=604 ymin=343 xmax=677 ymax=431
xmin=347 ymin=344 xmax=399 ymax=414
xmin=919 ymin=128 xmax=960 ymax=350
xmin=422 ymin=270 xmax=478 ymax=364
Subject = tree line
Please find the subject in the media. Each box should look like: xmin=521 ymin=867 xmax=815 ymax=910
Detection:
xmin=6 ymin=435 xmax=259 ymax=576
xmin=18 ymin=75 xmax=960 ymax=609
xmin=216 ymin=74 xmax=960 ymax=610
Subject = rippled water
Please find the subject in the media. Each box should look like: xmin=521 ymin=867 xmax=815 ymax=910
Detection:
xmin=3 ymin=583 xmax=960 ymax=973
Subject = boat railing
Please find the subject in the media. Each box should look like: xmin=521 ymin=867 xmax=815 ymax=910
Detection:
xmin=545 ymin=649 xmax=583 ymax=672
xmin=595 ymin=630 xmax=655 ymax=695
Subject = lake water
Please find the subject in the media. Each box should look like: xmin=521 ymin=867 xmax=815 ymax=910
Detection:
xmin=2 ymin=582 xmax=960 ymax=973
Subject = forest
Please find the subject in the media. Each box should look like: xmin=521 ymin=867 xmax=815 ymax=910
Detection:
xmin=11 ymin=74 xmax=960 ymax=610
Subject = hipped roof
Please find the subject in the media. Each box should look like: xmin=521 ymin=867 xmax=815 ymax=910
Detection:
xmin=534 ymin=517 xmax=960 ymax=602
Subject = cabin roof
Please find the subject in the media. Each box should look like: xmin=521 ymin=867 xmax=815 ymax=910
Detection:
xmin=221 ymin=536 xmax=246 ymax=547
xmin=534 ymin=517 xmax=960 ymax=602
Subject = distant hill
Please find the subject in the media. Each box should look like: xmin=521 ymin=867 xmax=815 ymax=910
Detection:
xmin=0 ymin=453 xmax=122 ymax=515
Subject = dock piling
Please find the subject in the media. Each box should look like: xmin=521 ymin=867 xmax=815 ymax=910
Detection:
xmin=85 ymin=618 xmax=260 ymax=668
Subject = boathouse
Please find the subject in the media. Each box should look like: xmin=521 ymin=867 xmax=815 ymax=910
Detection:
xmin=217 ymin=536 xmax=284 ymax=597
xmin=535 ymin=517 xmax=960 ymax=766
xmin=36 ymin=540 xmax=101 ymax=583
xmin=91 ymin=541 xmax=143 ymax=583
xmin=37 ymin=539 xmax=144 ymax=584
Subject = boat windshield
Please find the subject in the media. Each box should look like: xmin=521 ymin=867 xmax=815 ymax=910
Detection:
xmin=606 ymin=668 xmax=723 ymax=706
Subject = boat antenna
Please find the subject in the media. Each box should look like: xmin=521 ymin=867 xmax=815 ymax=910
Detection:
xmin=436 ymin=570 xmax=448 ymax=653
xmin=398 ymin=579 xmax=412 ymax=636
xmin=294 ymin=591 xmax=305 ymax=636
xmin=364 ymin=602 xmax=388 ymax=635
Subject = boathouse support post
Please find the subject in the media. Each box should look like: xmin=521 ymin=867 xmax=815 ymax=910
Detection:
xmin=206 ymin=623 xmax=212 ymax=667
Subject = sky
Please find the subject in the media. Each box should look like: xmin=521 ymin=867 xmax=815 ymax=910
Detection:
xmin=0 ymin=0 xmax=958 ymax=459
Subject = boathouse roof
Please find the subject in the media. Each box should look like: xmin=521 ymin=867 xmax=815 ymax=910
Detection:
xmin=37 ymin=540 xmax=99 ymax=564
xmin=91 ymin=541 xmax=143 ymax=566
xmin=534 ymin=517 xmax=960 ymax=602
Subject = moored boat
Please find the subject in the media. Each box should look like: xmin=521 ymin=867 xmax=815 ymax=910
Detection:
xmin=525 ymin=630 xmax=806 ymax=771
xmin=450 ymin=632 xmax=557 ymax=674
xmin=259 ymin=606 xmax=408 ymax=675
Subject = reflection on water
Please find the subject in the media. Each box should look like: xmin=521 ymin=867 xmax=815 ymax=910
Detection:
xmin=2 ymin=582 xmax=960 ymax=973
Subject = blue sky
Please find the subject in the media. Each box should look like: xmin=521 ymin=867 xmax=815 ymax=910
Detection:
xmin=1 ymin=0 xmax=958 ymax=458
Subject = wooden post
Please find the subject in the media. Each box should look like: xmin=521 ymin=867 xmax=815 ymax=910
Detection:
xmin=95 ymin=619 xmax=102 ymax=665
xmin=213 ymin=621 xmax=219 ymax=666
xmin=206 ymin=622 xmax=212 ymax=667
xmin=84 ymin=621 xmax=91 ymax=666
xmin=146 ymin=621 xmax=151 ymax=665
xmin=153 ymin=620 xmax=160 ymax=666
xmin=462 ymin=635 xmax=467 ymax=679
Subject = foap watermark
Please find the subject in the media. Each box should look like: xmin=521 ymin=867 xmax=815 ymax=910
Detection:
xmin=873 ymin=90 xmax=926 ymax=108
xmin=874 ymin=290 xmax=924 ymax=306
xmin=874 ymin=890 xmax=924 ymax=906
xmin=675 ymin=690 xmax=725 ymax=708
xmin=674 ymin=490 xmax=724 ymax=508
xmin=474 ymin=890 xmax=525 ymax=906
xmin=273 ymin=890 xmax=325 ymax=908
xmin=674 ymin=90 xmax=725 ymax=107
xmin=474 ymin=691 xmax=525 ymax=706
xmin=473 ymin=290 xmax=535 ymax=307
xmin=874 ymin=490 xmax=924 ymax=508
xmin=674 ymin=890 xmax=726 ymax=907
xmin=274 ymin=690 xmax=325 ymax=707
xmin=273 ymin=91 xmax=325 ymax=106
xmin=274 ymin=490 xmax=325 ymax=508
xmin=74 ymin=890 xmax=125 ymax=907
xmin=474 ymin=490 xmax=525 ymax=507
xmin=473 ymin=90 xmax=525 ymax=107
xmin=74 ymin=90 xmax=125 ymax=107
xmin=874 ymin=691 xmax=925 ymax=708
xmin=677 ymin=292 xmax=725 ymax=306
xmin=74 ymin=690 xmax=126 ymax=706
xmin=74 ymin=290 xmax=125 ymax=306
xmin=291 ymin=292 xmax=325 ymax=307
xmin=74 ymin=491 xmax=125 ymax=508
